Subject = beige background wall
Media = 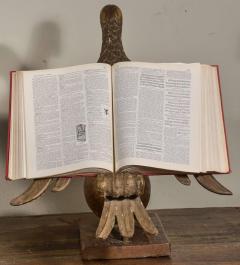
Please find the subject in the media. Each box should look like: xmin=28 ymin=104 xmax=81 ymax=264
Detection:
xmin=0 ymin=0 xmax=239 ymax=216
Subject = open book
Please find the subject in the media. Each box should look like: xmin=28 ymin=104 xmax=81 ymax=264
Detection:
xmin=6 ymin=62 xmax=230 ymax=180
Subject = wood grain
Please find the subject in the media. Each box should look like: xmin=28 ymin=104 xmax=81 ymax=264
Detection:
xmin=0 ymin=208 xmax=239 ymax=264
xmin=80 ymin=210 xmax=170 ymax=259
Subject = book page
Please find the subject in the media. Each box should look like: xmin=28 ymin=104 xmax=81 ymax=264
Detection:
xmin=113 ymin=62 xmax=201 ymax=173
xmin=203 ymin=65 xmax=229 ymax=173
xmin=22 ymin=63 xmax=113 ymax=178
xmin=211 ymin=66 xmax=229 ymax=172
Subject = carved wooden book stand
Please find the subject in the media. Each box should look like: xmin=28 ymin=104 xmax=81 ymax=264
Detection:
xmin=10 ymin=4 xmax=232 ymax=261
xmin=80 ymin=6 xmax=170 ymax=259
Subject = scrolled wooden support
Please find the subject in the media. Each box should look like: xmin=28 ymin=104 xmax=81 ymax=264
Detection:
xmin=96 ymin=172 xmax=158 ymax=240
xmin=194 ymin=174 xmax=232 ymax=195
xmin=51 ymin=177 xmax=71 ymax=192
xmin=10 ymin=177 xmax=72 ymax=206
xmin=175 ymin=174 xmax=191 ymax=186
xmin=10 ymin=178 xmax=52 ymax=206
xmin=175 ymin=174 xmax=232 ymax=195
xmin=96 ymin=200 xmax=115 ymax=239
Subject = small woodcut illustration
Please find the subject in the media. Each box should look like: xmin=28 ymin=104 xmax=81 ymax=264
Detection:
xmin=76 ymin=124 xmax=86 ymax=142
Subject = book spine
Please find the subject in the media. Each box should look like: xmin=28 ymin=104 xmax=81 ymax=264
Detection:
xmin=5 ymin=71 xmax=15 ymax=180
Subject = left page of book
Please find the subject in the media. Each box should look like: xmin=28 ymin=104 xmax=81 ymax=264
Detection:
xmin=21 ymin=63 xmax=113 ymax=179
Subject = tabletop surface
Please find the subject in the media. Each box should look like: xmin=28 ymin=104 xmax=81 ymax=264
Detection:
xmin=0 ymin=207 xmax=239 ymax=265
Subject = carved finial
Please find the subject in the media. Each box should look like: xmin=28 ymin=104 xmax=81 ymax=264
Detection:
xmin=100 ymin=5 xmax=122 ymax=28
xmin=98 ymin=5 xmax=130 ymax=65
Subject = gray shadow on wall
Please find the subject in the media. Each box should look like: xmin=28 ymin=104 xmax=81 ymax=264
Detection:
xmin=0 ymin=44 xmax=21 ymax=81
xmin=25 ymin=21 xmax=88 ymax=214
xmin=0 ymin=21 xmax=89 ymax=216
xmin=0 ymin=40 xmax=21 ymax=218
xmin=0 ymin=44 xmax=21 ymax=178
xmin=23 ymin=21 xmax=61 ymax=70
xmin=0 ymin=21 xmax=62 ymax=119
xmin=0 ymin=44 xmax=21 ymax=121
xmin=0 ymin=21 xmax=62 ymax=172
xmin=0 ymin=21 xmax=87 ymax=216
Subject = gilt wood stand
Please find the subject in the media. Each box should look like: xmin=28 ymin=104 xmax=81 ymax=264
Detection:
xmin=9 ymin=3 xmax=232 ymax=262
xmin=79 ymin=5 xmax=170 ymax=259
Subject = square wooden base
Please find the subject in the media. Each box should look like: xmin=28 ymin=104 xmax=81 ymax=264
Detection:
xmin=79 ymin=210 xmax=171 ymax=260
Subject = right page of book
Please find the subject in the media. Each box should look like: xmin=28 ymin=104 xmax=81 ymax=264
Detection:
xmin=112 ymin=62 xmax=202 ymax=173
